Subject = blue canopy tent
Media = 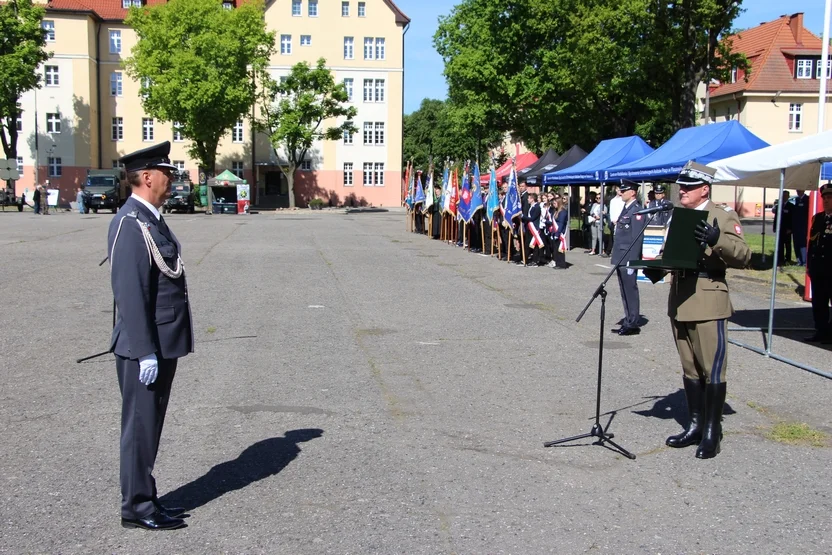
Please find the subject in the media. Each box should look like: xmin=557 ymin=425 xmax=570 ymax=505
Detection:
xmin=604 ymin=121 xmax=769 ymax=181
xmin=822 ymin=162 xmax=832 ymax=180
xmin=543 ymin=136 xmax=654 ymax=184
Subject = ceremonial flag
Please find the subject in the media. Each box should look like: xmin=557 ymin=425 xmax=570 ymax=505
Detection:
xmin=414 ymin=171 xmax=426 ymax=207
xmin=504 ymin=164 xmax=521 ymax=226
xmin=458 ymin=165 xmax=471 ymax=223
xmin=467 ymin=162 xmax=484 ymax=222
xmin=449 ymin=167 xmax=459 ymax=217
xmin=485 ymin=164 xmax=499 ymax=222
xmin=404 ymin=162 xmax=414 ymax=210
xmin=422 ymin=168 xmax=435 ymax=214
xmin=440 ymin=164 xmax=450 ymax=213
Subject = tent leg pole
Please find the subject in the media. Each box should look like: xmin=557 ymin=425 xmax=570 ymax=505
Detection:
xmin=766 ymin=168 xmax=785 ymax=355
xmin=762 ymin=188 xmax=767 ymax=264
xmin=728 ymin=338 xmax=832 ymax=380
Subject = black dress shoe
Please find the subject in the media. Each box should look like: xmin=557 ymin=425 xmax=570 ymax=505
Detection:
xmin=121 ymin=510 xmax=186 ymax=530
xmin=155 ymin=501 xmax=186 ymax=518
xmin=617 ymin=326 xmax=640 ymax=336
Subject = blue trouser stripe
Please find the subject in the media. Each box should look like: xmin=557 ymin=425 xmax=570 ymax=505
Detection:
xmin=711 ymin=319 xmax=726 ymax=383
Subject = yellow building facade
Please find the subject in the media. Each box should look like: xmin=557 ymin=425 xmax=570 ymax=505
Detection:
xmin=15 ymin=0 xmax=409 ymax=208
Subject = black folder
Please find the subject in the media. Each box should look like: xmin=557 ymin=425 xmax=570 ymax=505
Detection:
xmin=628 ymin=207 xmax=708 ymax=271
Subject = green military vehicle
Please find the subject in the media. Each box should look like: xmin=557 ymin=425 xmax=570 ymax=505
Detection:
xmin=84 ymin=168 xmax=127 ymax=213
xmin=163 ymin=172 xmax=195 ymax=214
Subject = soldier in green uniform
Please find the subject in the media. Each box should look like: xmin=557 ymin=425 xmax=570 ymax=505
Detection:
xmin=656 ymin=161 xmax=751 ymax=459
xmin=805 ymin=184 xmax=832 ymax=343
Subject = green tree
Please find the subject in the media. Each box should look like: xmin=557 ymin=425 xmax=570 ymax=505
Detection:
xmin=0 ymin=0 xmax=50 ymax=183
xmin=123 ymin=0 xmax=274 ymax=175
xmin=256 ymin=58 xmax=357 ymax=208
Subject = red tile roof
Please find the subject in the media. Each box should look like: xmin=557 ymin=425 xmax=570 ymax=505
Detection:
xmin=46 ymin=0 xmax=166 ymax=21
xmin=711 ymin=12 xmax=825 ymax=98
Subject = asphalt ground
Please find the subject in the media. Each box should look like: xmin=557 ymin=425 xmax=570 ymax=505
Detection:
xmin=0 ymin=208 xmax=830 ymax=554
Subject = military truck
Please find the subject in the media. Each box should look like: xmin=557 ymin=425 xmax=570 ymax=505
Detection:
xmin=84 ymin=168 xmax=127 ymax=213
xmin=162 ymin=172 xmax=195 ymax=214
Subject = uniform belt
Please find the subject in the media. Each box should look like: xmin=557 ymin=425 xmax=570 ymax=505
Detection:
xmin=678 ymin=269 xmax=726 ymax=279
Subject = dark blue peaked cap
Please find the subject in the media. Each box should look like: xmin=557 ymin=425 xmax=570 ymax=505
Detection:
xmin=119 ymin=141 xmax=177 ymax=173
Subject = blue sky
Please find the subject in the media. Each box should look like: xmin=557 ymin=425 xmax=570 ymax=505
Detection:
xmin=398 ymin=0 xmax=829 ymax=114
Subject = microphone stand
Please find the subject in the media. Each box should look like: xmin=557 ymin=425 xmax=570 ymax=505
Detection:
xmin=544 ymin=208 xmax=663 ymax=459
xmin=76 ymin=256 xmax=115 ymax=363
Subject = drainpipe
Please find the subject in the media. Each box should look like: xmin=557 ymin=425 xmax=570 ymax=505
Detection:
xmin=96 ymin=20 xmax=102 ymax=168
xmin=401 ymin=21 xmax=409 ymax=205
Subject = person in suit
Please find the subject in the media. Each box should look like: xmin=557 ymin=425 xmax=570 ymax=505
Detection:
xmin=772 ymin=190 xmax=792 ymax=265
xmin=792 ymin=189 xmax=810 ymax=266
xmin=611 ymin=179 xmax=646 ymax=336
xmin=108 ymin=141 xmax=194 ymax=530
xmin=805 ymin=184 xmax=832 ymax=343
xmin=521 ymin=192 xmax=544 ymax=266
xmin=656 ymin=161 xmax=750 ymax=459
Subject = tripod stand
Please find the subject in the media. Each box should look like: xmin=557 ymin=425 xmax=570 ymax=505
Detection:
xmin=76 ymin=256 xmax=115 ymax=364
xmin=544 ymin=210 xmax=660 ymax=459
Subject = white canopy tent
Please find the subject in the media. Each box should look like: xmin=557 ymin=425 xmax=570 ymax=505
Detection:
xmin=708 ymin=131 xmax=832 ymax=380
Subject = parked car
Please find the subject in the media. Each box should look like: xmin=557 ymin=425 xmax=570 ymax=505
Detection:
xmin=163 ymin=180 xmax=195 ymax=213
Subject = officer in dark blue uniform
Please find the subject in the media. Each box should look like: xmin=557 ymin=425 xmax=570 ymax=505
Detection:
xmin=108 ymin=141 xmax=194 ymax=530
xmin=612 ymin=179 xmax=646 ymax=335
xmin=647 ymin=184 xmax=673 ymax=226
xmin=792 ymin=189 xmax=810 ymax=266
xmin=805 ymin=184 xmax=832 ymax=343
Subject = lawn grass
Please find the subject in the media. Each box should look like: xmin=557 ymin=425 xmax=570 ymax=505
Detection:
xmin=766 ymin=422 xmax=828 ymax=447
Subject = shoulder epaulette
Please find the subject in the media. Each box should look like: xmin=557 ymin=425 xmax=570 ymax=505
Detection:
xmin=715 ymin=203 xmax=732 ymax=212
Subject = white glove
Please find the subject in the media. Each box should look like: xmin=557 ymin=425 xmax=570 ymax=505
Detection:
xmin=139 ymin=354 xmax=158 ymax=385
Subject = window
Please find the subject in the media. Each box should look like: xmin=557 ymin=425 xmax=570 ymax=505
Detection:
xmin=173 ymin=160 xmax=185 ymax=172
xmin=374 ymin=122 xmax=385 ymax=145
xmin=300 ymin=35 xmax=311 ymax=46
xmin=817 ymin=58 xmax=832 ymax=79
xmin=45 ymin=66 xmax=59 ymax=86
xmin=343 ymin=128 xmax=353 ymax=144
xmin=291 ymin=0 xmax=301 ymax=16
xmin=730 ymin=66 xmax=737 ymax=83
xmin=15 ymin=115 xmax=22 ymax=132
xmin=363 ymin=122 xmax=373 ymax=145
xmin=110 ymin=71 xmax=122 ymax=96
xmin=232 ymin=161 xmax=244 ymax=178
xmin=789 ymin=103 xmax=802 ymax=132
xmin=112 ymin=160 xmax=124 ymax=169
xmin=141 ymin=77 xmax=151 ymax=99
xmin=300 ymin=160 xmax=312 ymax=171
xmin=122 ymin=0 xmax=142 ymax=7
xmin=46 ymin=113 xmax=61 ymax=134
xmin=343 ymin=77 xmax=353 ymax=101
xmin=796 ymin=59 xmax=813 ymax=79
xmin=16 ymin=157 xmax=23 ymax=173
xmin=344 ymin=162 xmax=353 ymax=186
xmin=374 ymin=79 xmax=385 ymax=102
xmin=363 ymin=162 xmax=373 ymax=185
xmin=341 ymin=1 xmax=349 ymax=16
xmin=364 ymin=37 xmax=374 ymax=60
xmin=142 ymin=117 xmax=154 ymax=141
xmin=42 ymin=20 xmax=55 ymax=41
xmin=343 ymin=37 xmax=354 ymax=59
xmin=111 ymin=117 xmax=123 ymax=141
xmin=110 ymin=30 xmax=121 ymax=54
xmin=232 ymin=119 xmax=244 ymax=143
xmin=48 ymin=157 xmax=62 ymax=177
xmin=308 ymin=0 xmax=317 ymax=16
xmin=222 ymin=1 xmax=233 ymax=9
xmin=363 ymin=79 xmax=373 ymax=102
xmin=358 ymin=1 xmax=365 ymax=16
xmin=281 ymin=34 xmax=292 ymax=55
xmin=375 ymin=38 xmax=385 ymax=60
xmin=173 ymin=122 xmax=184 ymax=142
xmin=374 ymin=163 xmax=384 ymax=186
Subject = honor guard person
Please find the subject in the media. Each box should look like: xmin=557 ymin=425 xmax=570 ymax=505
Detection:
xmin=107 ymin=141 xmax=194 ymax=530
xmin=648 ymin=184 xmax=673 ymax=226
xmin=612 ymin=179 xmax=646 ymax=336
xmin=805 ymin=184 xmax=832 ymax=343
xmin=664 ymin=161 xmax=750 ymax=459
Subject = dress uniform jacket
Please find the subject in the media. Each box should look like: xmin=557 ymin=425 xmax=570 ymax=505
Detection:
xmin=807 ymin=210 xmax=832 ymax=337
xmin=668 ymin=201 xmax=750 ymax=321
xmin=611 ymin=200 xmax=646 ymax=266
xmin=647 ymin=198 xmax=673 ymax=226
xmin=108 ymin=196 xmax=194 ymax=359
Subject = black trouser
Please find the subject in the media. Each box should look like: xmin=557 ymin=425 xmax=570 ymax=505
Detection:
xmin=116 ymin=355 xmax=177 ymax=519
xmin=810 ymin=272 xmax=831 ymax=337
xmin=499 ymin=226 xmax=510 ymax=259
xmin=777 ymin=230 xmax=792 ymax=264
xmin=616 ymin=267 xmax=640 ymax=328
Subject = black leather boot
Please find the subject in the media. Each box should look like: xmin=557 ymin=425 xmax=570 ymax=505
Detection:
xmin=666 ymin=378 xmax=705 ymax=448
xmin=696 ymin=382 xmax=727 ymax=459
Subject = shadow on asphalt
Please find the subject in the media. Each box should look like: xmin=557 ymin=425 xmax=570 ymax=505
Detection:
xmin=633 ymin=390 xmax=736 ymax=427
xmin=160 ymin=428 xmax=324 ymax=511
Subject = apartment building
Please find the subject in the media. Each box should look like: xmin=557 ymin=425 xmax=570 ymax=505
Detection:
xmin=698 ymin=12 xmax=831 ymax=215
xmin=14 ymin=0 xmax=409 ymax=208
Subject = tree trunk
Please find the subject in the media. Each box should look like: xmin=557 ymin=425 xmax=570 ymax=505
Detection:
xmin=287 ymin=170 xmax=296 ymax=208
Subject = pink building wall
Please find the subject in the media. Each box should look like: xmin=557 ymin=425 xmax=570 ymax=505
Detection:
xmin=292 ymin=170 xmax=402 ymax=208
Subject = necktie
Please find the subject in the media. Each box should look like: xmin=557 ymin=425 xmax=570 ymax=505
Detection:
xmin=157 ymin=215 xmax=171 ymax=239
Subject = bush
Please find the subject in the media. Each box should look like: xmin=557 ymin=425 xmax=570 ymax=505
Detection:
xmin=308 ymin=198 xmax=325 ymax=209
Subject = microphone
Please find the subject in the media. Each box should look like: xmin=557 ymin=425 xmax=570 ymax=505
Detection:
xmin=634 ymin=204 xmax=673 ymax=216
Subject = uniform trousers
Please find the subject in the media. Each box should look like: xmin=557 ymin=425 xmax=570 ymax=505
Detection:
xmin=615 ymin=267 xmax=640 ymax=327
xmin=671 ymin=319 xmax=728 ymax=384
xmin=116 ymin=355 xmax=178 ymax=519
xmin=810 ymin=273 xmax=831 ymax=337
